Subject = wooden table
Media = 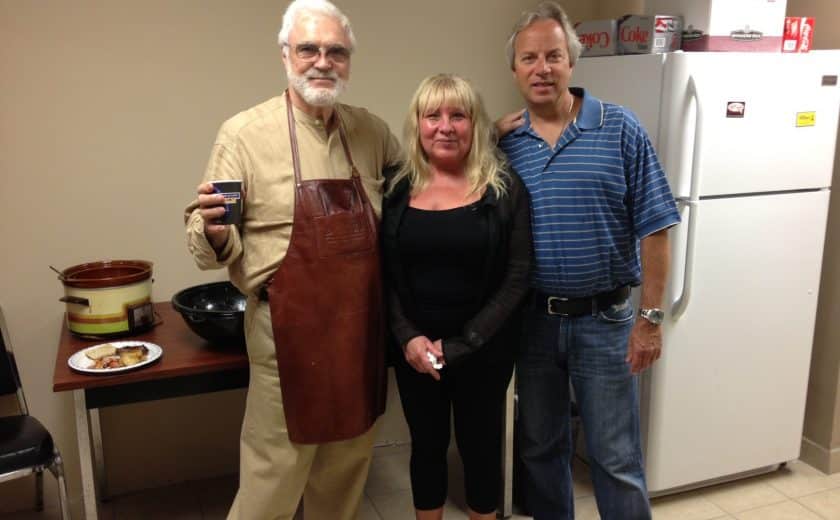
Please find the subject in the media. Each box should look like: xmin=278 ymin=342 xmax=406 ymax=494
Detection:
xmin=52 ymin=303 xmax=249 ymax=520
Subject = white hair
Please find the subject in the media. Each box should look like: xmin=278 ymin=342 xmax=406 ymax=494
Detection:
xmin=278 ymin=0 xmax=357 ymax=51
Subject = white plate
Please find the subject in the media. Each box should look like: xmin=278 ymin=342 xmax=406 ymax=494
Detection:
xmin=68 ymin=341 xmax=163 ymax=374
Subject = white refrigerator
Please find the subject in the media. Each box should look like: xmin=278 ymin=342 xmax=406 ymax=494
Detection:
xmin=572 ymin=50 xmax=840 ymax=494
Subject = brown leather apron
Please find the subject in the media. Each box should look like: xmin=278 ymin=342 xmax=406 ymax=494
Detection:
xmin=265 ymin=91 xmax=386 ymax=444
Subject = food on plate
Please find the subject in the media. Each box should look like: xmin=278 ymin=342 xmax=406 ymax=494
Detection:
xmin=118 ymin=345 xmax=149 ymax=366
xmin=88 ymin=344 xmax=150 ymax=369
xmin=85 ymin=343 xmax=117 ymax=360
xmin=93 ymin=356 xmax=122 ymax=369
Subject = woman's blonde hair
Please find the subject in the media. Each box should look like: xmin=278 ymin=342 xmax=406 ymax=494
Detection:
xmin=391 ymin=73 xmax=508 ymax=198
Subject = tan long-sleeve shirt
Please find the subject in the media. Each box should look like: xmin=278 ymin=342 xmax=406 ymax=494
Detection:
xmin=185 ymin=95 xmax=402 ymax=295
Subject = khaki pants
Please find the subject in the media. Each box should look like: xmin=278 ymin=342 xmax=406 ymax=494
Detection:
xmin=227 ymin=300 xmax=378 ymax=520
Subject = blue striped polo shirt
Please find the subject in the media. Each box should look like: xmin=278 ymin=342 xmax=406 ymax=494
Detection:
xmin=499 ymin=88 xmax=680 ymax=297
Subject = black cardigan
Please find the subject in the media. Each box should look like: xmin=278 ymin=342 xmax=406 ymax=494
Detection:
xmin=382 ymin=170 xmax=533 ymax=367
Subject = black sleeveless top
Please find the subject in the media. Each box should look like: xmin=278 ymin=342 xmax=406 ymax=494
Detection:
xmin=397 ymin=202 xmax=489 ymax=339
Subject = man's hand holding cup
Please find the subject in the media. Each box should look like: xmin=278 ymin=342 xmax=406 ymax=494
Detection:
xmin=197 ymin=180 xmax=243 ymax=251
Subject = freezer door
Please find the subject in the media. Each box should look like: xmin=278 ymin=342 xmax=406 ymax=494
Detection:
xmin=645 ymin=190 xmax=830 ymax=493
xmin=572 ymin=54 xmax=666 ymax=148
xmin=658 ymin=51 xmax=840 ymax=198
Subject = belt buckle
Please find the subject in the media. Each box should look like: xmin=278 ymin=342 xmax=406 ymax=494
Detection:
xmin=546 ymin=296 xmax=570 ymax=316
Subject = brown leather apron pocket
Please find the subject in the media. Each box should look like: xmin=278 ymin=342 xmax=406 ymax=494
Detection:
xmin=314 ymin=212 xmax=374 ymax=258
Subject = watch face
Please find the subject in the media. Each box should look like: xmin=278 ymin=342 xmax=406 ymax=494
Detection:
xmin=642 ymin=309 xmax=665 ymax=324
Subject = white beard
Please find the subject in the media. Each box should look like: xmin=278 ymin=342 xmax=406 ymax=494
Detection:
xmin=286 ymin=68 xmax=346 ymax=107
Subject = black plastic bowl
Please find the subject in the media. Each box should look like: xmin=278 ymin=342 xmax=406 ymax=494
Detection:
xmin=171 ymin=282 xmax=247 ymax=346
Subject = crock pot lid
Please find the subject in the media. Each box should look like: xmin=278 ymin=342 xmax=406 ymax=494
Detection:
xmin=61 ymin=260 xmax=153 ymax=288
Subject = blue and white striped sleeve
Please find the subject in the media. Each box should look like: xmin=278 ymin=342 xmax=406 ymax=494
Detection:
xmin=623 ymin=110 xmax=681 ymax=239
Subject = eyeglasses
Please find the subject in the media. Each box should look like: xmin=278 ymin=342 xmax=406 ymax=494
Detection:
xmin=289 ymin=43 xmax=352 ymax=64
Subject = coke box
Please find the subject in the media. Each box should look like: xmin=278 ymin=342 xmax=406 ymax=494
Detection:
xmin=574 ymin=19 xmax=618 ymax=57
xmin=782 ymin=17 xmax=815 ymax=53
xmin=617 ymin=15 xmax=683 ymax=54
xmin=645 ymin=0 xmax=787 ymax=52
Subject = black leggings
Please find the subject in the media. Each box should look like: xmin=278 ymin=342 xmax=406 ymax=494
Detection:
xmin=393 ymin=350 xmax=514 ymax=514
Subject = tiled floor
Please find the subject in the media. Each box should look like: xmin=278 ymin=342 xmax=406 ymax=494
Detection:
xmin=5 ymin=446 xmax=840 ymax=519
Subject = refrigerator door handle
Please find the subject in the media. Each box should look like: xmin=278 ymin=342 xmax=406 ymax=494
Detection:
xmin=686 ymin=76 xmax=704 ymax=202
xmin=672 ymin=199 xmax=697 ymax=321
xmin=671 ymin=76 xmax=703 ymax=322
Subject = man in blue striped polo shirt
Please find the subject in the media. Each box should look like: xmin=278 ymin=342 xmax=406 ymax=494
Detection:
xmin=498 ymin=3 xmax=680 ymax=519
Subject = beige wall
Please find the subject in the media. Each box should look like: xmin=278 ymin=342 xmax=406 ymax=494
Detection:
xmin=596 ymin=0 xmax=643 ymax=18
xmin=788 ymin=0 xmax=840 ymax=473
xmin=0 ymin=0 xmax=598 ymax=516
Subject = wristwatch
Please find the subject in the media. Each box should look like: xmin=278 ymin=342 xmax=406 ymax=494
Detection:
xmin=639 ymin=308 xmax=665 ymax=325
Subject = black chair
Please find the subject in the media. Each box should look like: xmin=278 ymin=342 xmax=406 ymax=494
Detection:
xmin=0 ymin=305 xmax=70 ymax=519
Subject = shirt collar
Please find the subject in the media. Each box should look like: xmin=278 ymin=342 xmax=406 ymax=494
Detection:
xmin=512 ymin=87 xmax=605 ymax=135
xmin=510 ymin=111 xmax=532 ymax=138
xmin=572 ymin=87 xmax=605 ymax=130
xmin=286 ymin=94 xmax=350 ymax=132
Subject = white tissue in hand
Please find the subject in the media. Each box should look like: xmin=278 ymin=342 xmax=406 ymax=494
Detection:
xmin=426 ymin=351 xmax=443 ymax=369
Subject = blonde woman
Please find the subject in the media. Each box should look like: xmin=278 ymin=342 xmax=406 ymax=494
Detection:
xmin=382 ymin=74 xmax=532 ymax=520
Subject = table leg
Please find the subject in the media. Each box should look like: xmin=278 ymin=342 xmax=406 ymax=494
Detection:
xmin=74 ymin=390 xmax=99 ymax=520
xmin=89 ymin=408 xmax=108 ymax=501
xmin=500 ymin=373 xmax=515 ymax=518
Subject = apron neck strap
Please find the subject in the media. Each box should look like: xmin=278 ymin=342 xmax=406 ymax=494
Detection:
xmin=337 ymin=124 xmax=360 ymax=179
xmin=284 ymin=90 xmax=360 ymax=186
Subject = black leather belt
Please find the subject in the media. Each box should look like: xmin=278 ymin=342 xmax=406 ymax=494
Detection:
xmin=534 ymin=286 xmax=630 ymax=317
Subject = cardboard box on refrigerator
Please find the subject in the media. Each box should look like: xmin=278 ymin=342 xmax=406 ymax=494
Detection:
xmin=782 ymin=17 xmax=814 ymax=53
xmin=574 ymin=19 xmax=618 ymax=57
xmin=645 ymin=0 xmax=787 ymax=52
xmin=617 ymin=15 xmax=683 ymax=54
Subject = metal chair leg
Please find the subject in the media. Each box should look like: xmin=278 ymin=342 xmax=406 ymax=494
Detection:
xmin=50 ymin=449 xmax=72 ymax=520
xmin=35 ymin=468 xmax=44 ymax=511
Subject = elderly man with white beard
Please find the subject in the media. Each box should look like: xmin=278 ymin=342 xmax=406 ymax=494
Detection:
xmin=184 ymin=1 xmax=402 ymax=518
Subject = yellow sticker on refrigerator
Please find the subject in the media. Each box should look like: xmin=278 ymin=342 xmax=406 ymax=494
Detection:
xmin=796 ymin=112 xmax=816 ymax=127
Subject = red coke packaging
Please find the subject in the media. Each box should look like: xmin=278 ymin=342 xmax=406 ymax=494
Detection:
xmin=617 ymin=15 xmax=683 ymax=54
xmin=645 ymin=0 xmax=788 ymax=52
xmin=782 ymin=17 xmax=815 ymax=53
xmin=575 ymin=19 xmax=618 ymax=57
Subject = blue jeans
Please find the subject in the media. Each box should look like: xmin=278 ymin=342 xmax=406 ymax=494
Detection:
xmin=516 ymin=296 xmax=651 ymax=520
